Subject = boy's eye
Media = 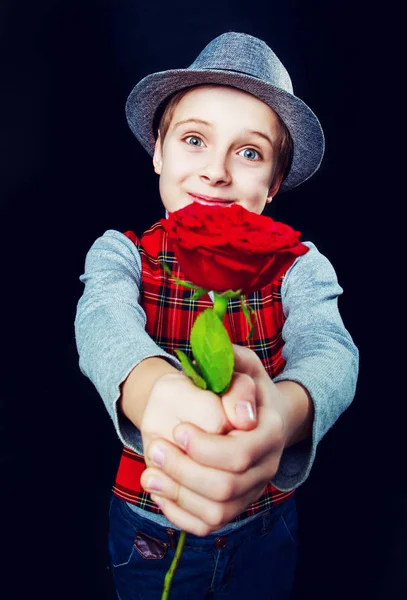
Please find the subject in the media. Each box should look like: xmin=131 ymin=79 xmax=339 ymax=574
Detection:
xmin=185 ymin=136 xmax=204 ymax=147
xmin=239 ymin=148 xmax=261 ymax=160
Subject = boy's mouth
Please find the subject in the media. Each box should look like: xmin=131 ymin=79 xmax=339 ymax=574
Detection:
xmin=188 ymin=193 xmax=235 ymax=207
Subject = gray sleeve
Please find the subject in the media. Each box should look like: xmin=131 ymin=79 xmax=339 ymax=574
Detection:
xmin=272 ymin=242 xmax=359 ymax=491
xmin=74 ymin=229 xmax=181 ymax=452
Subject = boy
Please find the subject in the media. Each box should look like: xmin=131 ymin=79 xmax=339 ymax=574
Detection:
xmin=75 ymin=32 xmax=358 ymax=599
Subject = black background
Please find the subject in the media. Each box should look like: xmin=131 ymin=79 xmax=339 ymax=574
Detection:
xmin=1 ymin=2 xmax=402 ymax=599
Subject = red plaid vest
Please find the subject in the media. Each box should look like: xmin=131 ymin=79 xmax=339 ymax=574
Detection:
xmin=113 ymin=221 xmax=295 ymax=520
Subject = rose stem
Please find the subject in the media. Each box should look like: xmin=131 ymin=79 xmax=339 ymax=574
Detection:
xmin=161 ymin=530 xmax=187 ymax=600
xmin=213 ymin=293 xmax=229 ymax=322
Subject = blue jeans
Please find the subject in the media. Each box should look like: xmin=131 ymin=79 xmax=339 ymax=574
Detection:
xmin=108 ymin=494 xmax=298 ymax=599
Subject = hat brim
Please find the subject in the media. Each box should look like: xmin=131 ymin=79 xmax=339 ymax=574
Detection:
xmin=125 ymin=69 xmax=325 ymax=193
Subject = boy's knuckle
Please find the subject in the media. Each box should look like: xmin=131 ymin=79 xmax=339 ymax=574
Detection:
xmin=151 ymin=377 xmax=168 ymax=396
xmin=240 ymin=347 xmax=262 ymax=370
xmin=196 ymin=522 xmax=212 ymax=537
xmin=205 ymin=398 xmax=227 ymax=434
xmin=169 ymin=459 xmax=183 ymax=482
xmin=239 ymin=372 xmax=256 ymax=394
xmin=214 ymin=473 xmax=235 ymax=501
xmin=205 ymin=504 xmax=225 ymax=528
xmin=172 ymin=482 xmax=182 ymax=505
xmin=230 ymin=451 xmax=251 ymax=473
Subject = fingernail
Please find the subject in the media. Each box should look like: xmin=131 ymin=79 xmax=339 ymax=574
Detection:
xmin=236 ymin=402 xmax=256 ymax=422
xmin=146 ymin=477 xmax=163 ymax=492
xmin=150 ymin=446 xmax=165 ymax=467
xmin=174 ymin=429 xmax=189 ymax=449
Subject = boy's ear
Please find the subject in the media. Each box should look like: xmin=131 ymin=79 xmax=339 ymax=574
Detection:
xmin=266 ymin=170 xmax=285 ymax=203
xmin=153 ymin=132 xmax=163 ymax=174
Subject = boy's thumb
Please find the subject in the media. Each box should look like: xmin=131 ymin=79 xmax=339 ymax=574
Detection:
xmin=221 ymin=372 xmax=257 ymax=431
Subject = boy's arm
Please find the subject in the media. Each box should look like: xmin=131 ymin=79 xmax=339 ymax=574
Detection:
xmin=271 ymin=241 xmax=359 ymax=490
xmin=74 ymin=230 xmax=181 ymax=451
xmin=119 ymin=357 xmax=178 ymax=430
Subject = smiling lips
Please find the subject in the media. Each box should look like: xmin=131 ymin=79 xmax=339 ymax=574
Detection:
xmin=188 ymin=193 xmax=235 ymax=206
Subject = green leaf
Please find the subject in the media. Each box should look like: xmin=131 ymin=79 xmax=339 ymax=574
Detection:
xmin=174 ymin=349 xmax=207 ymax=390
xmin=190 ymin=308 xmax=234 ymax=395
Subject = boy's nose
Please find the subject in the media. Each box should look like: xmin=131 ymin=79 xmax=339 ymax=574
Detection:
xmin=199 ymin=153 xmax=231 ymax=185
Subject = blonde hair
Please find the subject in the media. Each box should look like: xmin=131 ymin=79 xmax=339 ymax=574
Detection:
xmin=154 ymin=85 xmax=293 ymax=185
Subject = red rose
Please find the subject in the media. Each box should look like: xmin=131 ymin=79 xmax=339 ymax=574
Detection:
xmin=161 ymin=203 xmax=309 ymax=294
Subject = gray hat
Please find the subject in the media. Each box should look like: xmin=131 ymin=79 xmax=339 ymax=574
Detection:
xmin=125 ymin=32 xmax=325 ymax=193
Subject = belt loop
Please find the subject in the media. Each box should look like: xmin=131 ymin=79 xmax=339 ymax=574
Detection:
xmin=262 ymin=509 xmax=271 ymax=535
xmin=166 ymin=528 xmax=177 ymax=550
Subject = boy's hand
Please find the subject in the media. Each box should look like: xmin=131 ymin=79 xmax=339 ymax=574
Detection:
xmin=140 ymin=364 xmax=258 ymax=476
xmin=141 ymin=345 xmax=313 ymax=536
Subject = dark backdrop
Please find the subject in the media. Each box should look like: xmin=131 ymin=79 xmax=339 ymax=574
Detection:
xmin=1 ymin=2 xmax=401 ymax=599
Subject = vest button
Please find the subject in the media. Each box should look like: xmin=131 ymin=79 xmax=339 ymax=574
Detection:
xmin=214 ymin=536 xmax=227 ymax=549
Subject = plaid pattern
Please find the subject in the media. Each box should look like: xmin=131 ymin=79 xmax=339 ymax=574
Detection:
xmin=113 ymin=222 xmax=295 ymax=518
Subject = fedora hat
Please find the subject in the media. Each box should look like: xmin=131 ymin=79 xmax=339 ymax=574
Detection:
xmin=125 ymin=32 xmax=325 ymax=193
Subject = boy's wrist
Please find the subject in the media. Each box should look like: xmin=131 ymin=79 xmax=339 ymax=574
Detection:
xmin=119 ymin=356 xmax=179 ymax=429
xmin=275 ymin=380 xmax=314 ymax=448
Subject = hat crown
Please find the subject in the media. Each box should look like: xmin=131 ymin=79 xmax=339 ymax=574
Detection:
xmin=188 ymin=32 xmax=293 ymax=94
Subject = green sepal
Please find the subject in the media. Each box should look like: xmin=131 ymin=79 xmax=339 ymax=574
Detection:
xmin=161 ymin=261 xmax=208 ymax=298
xmin=160 ymin=261 xmax=196 ymax=290
xmin=190 ymin=308 xmax=234 ymax=395
xmin=174 ymin=349 xmax=207 ymax=390
xmin=191 ymin=287 xmax=209 ymax=300
xmin=240 ymin=296 xmax=256 ymax=340
xmin=218 ymin=289 xmax=242 ymax=299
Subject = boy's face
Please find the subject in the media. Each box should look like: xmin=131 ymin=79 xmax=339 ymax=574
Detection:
xmin=153 ymin=85 xmax=284 ymax=215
